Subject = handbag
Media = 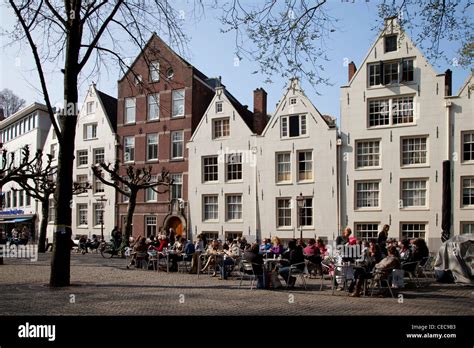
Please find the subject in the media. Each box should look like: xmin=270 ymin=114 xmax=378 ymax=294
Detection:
xmin=270 ymin=270 xmax=283 ymax=289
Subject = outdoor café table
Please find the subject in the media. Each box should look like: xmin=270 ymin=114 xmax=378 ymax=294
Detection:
xmin=264 ymin=258 xmax=289 ymax=271
xmin=197 ymin=252 xmax=224 ymax=277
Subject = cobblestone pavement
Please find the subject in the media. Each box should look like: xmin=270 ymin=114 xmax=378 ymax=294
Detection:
xmin=0 ymin=253 xmax=472 ymax=316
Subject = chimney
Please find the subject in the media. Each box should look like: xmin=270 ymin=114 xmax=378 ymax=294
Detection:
xmin=253 ymin=88 xmax=268 ymax=135
xmin=348 ymin=61 xmax=357 ymax=83
xmin=444 ymin=69 xmax=452 ymax=96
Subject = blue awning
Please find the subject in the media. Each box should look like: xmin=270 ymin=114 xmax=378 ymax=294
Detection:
xmin=12 ymin=218 xmax=31 ymax=222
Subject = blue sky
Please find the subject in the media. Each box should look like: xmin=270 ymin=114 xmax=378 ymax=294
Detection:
xmin=0 ymin=1 xmax=471 ymax=124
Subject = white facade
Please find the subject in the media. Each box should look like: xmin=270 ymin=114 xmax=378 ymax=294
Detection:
xmin=0 ymin=103 xmax=51 ymax=239
xmin=70 ymin=84 xmax=118 ymax=241
xmin=258 ymin=79 xmax=339 ymax=243
xmin=340 ymin=17 xmax=453 ymax=251
xmin=449 ymin=74 xmax=474 ymax=236
xmin=188 ymin=86 xmax=258 ymax=242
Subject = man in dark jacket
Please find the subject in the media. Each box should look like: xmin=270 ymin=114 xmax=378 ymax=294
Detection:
xmin=279 ymin=239 xmax=305 ymax=288
xmin=243 ymin=243 xmax=265 ymax=288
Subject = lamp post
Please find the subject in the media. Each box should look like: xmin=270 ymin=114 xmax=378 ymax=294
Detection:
xmin=296 ymin=192 xmax=305 ymax=240
xmin=96 ymin=196 xmax=107 ymax=241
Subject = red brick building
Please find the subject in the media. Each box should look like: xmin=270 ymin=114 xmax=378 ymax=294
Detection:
xmin=116 ymin=34 xmax=215 ymax=239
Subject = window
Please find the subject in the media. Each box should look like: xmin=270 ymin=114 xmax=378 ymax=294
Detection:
xmin=76 ymin=175 xmax=88 ymax=193
xmin=461 ymin=222 xmax=474 ymax=234
xmin=401 ymin=179 xmax=427 ymax=208
xmin=124 ymin=136 xmax=134 ymax=162
xmin=401 ymin=223 xmax=426 ymax=239
xmin=216 ymin=102 xmax=223 ymax=113
xmin=277 ymin=198 xmax=292 ymax=227
xmin=280 ymin=115 xmax=307 ymax=138
xmin=77 ymin=203 xmax=88 ymax=226
xmin=124 ymin=97 xmax=136 ymax=124
xmin=203 ymin=232 xmax=219 ymax=241
xmin=203 ymin=195 xmax=218 ymax=221
xmin=77 ymin=150 xmax=88 ymax=166
xmin=50 ymin=144 xmax=57 ymax=160
xmin=146 ymin=134 xmax=158 ymax=161
xmin=203 ymin=156 xmax=218 ymax=182
xmin=166 ymin=68 xmax=174 ymax=79
xmin=145 ymin=216 xmax=157 ymax=237
xmin=276 ymin=152 xmax=291 ymax=182
xmin=356 ymin=181 xmax=380 ymax=209
xmin=383 ymin=61 xmax=399 ymax=84
xmin=401 ymin=59 xmax=414 ymax=82
xmin=401 ymin=137 xmax=427 ymax=166
xmin=368 ymin=99 xmax=390 ymax=127
xmin=48 ymin=199 xmax=55 ymax=223
xmin=171 ymin=131 xmax=184 ymax=159
xmin=392 ymin=96 xmax=414 ymax=124
xmin=289 ymin=98 xmax=297 ymax=105
xmin=147 ymin=94 xmax=160 ymax=121
xmin=146 ymin=175 xmax=157 ymax=202
xmin=25 ymin=193 xmax=31 ymax=206
xmin=225 ymin=231 xmax=243 ymax=240
xmin=94 ymin=175 xmax=104 ymax=194
xmin=86 ymin=101 xmax=94 ymax=114
xmin=355 ymin=223 xmax=379 ymax=240
xmin=462 ymin=177 xmax=474 ymax=207
xmin=5 ymin=192 xmax=11 ymax=208
xmin=462 ymin=131 xmax=474 ymax=162
xmin=93 ymin=148 xmax=105 ymax=164
xmin=83 ymin=123 xmax=97 ymax=140
xmin=172 ymin=89 xmax=185 ymax=117
xmin=298 ymin=151 xmax=313 ymax=181
xmin=93 ymin=203 xmax=103 ymax=226
xmin=226 ymin=153 xmax=242 ymax=181
xmin=149 ymin=60 xmax=160 ymax=82
xmin=12 ymin=190 xmax=17 ymax=207
xmin=18 ymin=190 xmax=24 ymax=207
xmin=368 ymin=96 xmax=415 ymax=127
xmin=213 ymin=118 xmax=230 ymax=139
xmin=122 ymin=183 xmax=130 ymax=203
xmin=170 ymin=173 xmax=183 ymax=200
xmin=368 ymin=63 xmax=382 ymax=86
xmin=356 ymin=140 xmax=380 ymax=168
xmin=299 ymin=198 xmax=313 ymax=226
xmin=226 ymin=195 xmax=242 ymax=221
xmin=384 ymin=35 xmax=397 ymax=52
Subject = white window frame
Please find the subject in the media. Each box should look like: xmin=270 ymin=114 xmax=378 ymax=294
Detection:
xmin=460 ymin=221 xmax=474 ymax=234
xmin=276 ymin=198 xmax=292 ymax=228
xmin=400 ymin=222 xmax=426 ymax=240
xmin=213 ymin=118 xmax=230 ymax=139
xmin=94 ymin=175 xmax=105 ymax=194
xmin=124 ymin=136 xmax=135 ymax=163
xmin=355 ymin=223 xmax=379 ymax=240
xmin=461 ymin=176 xmax=474 ymax=208
xmin=93 ymin=203 xmax=104 ymax=227
xmin=146 ymin=133 xmax=159 ymax=161
xmin=203 ymin=195 xmax=219 ymax=221
xmin=384 ymin=35 xmax=398 ymax=53
xmin=149 ymin=60 xmax=160 ymax=82
xmin=77 ymin=203 xmax=88 ymax=227
xmin=400 ymin=179 xmax=428 ymax=209
xmin=226 ymin=194 xmax=242 ymax=221
xmin=171 ymin=130 xmax=184 ymax=159
xmin=77 ymin=150 xmax=88 ymax=167
xmin=170 ymin=173 xmax=183 ymax=200
xmin=289 ymin=97 xmax=297 ymax=105
xmin=146 ymin=175 xmax=158 ymax=202
xmin=368 ymin=95 xmax=415 ymax=128
xmin=171 ymin=89 xmax=185 ymax=117
xmin=299 ymin=197 xmax=313 ymax=227
xmin=93 ymin=148 xmax=105 ymax=164
xmin=355 ymin=139 xmax=381 ymax=169
xmin=145 ymin=216 xmax=157 ymax=237
xmin=355 ymin=180 xmax=380 ymax=210
xmin=401 ymin=136 xmax=428 ymax=167
xmin=83 ymin=123 xmax=97 ymax=140
xmin=297 ymin=150 xmax=313 ymax=182
xmin=86 ymin=101 xmax=94 ymax=114
xmin=462 ymin=131 xmax=474 ymax=163
xmin=124 ymin=97 xmax=136 ymax=124
xmin=280 ymin=115 xmax=307 ymax=138
xmin=276 ymin=152 xmax=291 ymax=183
xmin=203 ymin=156 xmax=218 ymax=182
xmin=216 ymin=101 xmax=223 ymax=113
xmin=147 ymin=93 xmax=160 ymax=121
xmin=226 ymin=153 xmax=242 ymax=182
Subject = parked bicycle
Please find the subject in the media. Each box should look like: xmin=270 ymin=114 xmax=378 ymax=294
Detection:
xmin=100 ymin=240 xmax=123 ymax=258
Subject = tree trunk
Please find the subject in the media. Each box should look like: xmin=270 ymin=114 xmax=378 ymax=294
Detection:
xmin=49 ymin=7 xmax=82 ymax=287
xmin=38 ymin=199 xmax=49 ymax=253
xmin=121 ymin=190 xmax=137 ymax=251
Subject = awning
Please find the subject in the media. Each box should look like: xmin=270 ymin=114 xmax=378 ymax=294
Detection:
xmin=0 ymin=216 xmax=34 ymax=223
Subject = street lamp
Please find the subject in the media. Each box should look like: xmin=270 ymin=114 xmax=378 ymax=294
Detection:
xmin=96 ymin=196 xmax=107 ymax=241
xmin=296 ymin=192 xmax=305 ymax=240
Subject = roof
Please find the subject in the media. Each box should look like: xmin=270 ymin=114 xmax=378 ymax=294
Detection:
xmin=322 ymin=115 xmax=337 ymax=128
xmin=0 ymin=103 xmax=48 ymax=129
xmin=96 ymin=89 xmax=118 ymax=132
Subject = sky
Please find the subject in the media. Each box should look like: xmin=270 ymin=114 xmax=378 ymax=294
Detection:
xmin=0 ymin=1 xmax=471 ymax=125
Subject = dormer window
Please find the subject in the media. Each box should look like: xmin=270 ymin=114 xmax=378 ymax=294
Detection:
xmin=384 ymin=35 xmax=397 ymax=53
xmin=149 ymin=60 xmax=160 ymax=82
xmin=368 ymin=58 xmax=414 ymax=87
xmin=216 ymin=101 xmax=223 ymax=113
xmin=289 ymin=98 xmax=297 ymax=105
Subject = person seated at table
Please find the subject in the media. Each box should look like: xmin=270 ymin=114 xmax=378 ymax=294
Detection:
xmin=127 ymin=237 xmax=148 ymax=269
xmin=336 ymin=227 xmax=352 ymax=246
xmin=303 ymin=238 xmax=322 ymax=276
xmin=316 ymin=238 xmax=327 ymax=257
xmin=238 ymin=237 xmax=250 ymax=251
xmin=243 ymin=243 xmax=265 ymax=289
xmin=412 ymin=238 xmax=429 ymax=266
xmin=86 ymin=234 xmax=100 ymax=251
xmin=269 ymin=236 xmax=284 ymax=257
xmin=279 ymin=239 xmax=305 ymax=288
xmin=259 ymin=238 xmax=271 ymax=253
xmin=169 ymin=237 xmax=187 ymax=272
xmin=201 ymin=239 xmax=223 ymax=276
xmin=78 ymin=235 xmax=88 ymax=253
xmin=189 ymin=234 xmax=205 ymax=274
xmin=399 ymin=239 xmax=413 ymax=262
xmin=296 ymin=238 xmax=306 ymax=248
xmin=350 ymin=246 xmax=400 ymax=297
xmin=219 ymin=239 xmax=242 ymax=280
xmin=348 ymin=240 xmax=382 ymax=293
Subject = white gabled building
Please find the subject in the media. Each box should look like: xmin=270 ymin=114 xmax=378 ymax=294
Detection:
xmin=449 ymin=74 xmax=474 ymax=236
xmin=257 ymin=79 xmax=339 ymax=243
xmin=0 ymin=103 xmax=51 ymax=240
xmin=340 ymin=17 xmax=455 ymax=251
xmin=71 ymin=84 xmax=118 ymax=241
xmin=188 ymin=85 xmax=264 ymax=242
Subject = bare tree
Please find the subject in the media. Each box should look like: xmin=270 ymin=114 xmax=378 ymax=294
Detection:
xmin=6 ymin=0 xmax=190 ymax=287
xmin=92 ymin=162 xmax=172 ymax=251
xmin=0 ymin=89 xmax=26 ymax=117
xmin=0 ymin=146 xmax=43 ymax=186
